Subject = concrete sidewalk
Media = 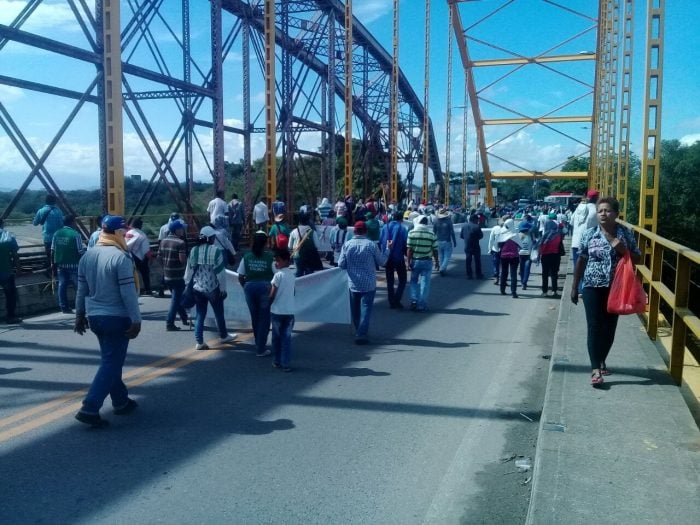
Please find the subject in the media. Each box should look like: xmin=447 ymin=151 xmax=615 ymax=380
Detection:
xmin=527 ymin=265 xmax=700 ymax=523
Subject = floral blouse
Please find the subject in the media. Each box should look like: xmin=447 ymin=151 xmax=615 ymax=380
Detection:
xmin=579 ymin=225 xmax=640 ymax=288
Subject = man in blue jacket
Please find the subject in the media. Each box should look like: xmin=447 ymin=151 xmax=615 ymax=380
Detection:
xmin=380 ymin=212 xmax=408 ymax=309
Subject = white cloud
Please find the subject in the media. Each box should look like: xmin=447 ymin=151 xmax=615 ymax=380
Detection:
xmin=0 ymin=0 xmax=81 ymax=32
xmin=680 ymin=133 xmax=700 ymax=146
xmin=354 ymin=0 xmax=392 ymax=25
xmin=0 ymin=85 xmax=24 ymax=103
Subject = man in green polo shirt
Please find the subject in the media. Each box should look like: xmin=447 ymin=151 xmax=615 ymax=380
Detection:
xmin=406 ymin=215 xmax=439 ymax=312
xmin=52 ymin=214 xmax=85 ymax=314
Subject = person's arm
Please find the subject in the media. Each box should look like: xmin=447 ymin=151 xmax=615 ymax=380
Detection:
xmin=237 ymin=258 xmax=246 ymax=287
xmin=570 ymin=255 xmax=587 ymax=305
xmin=407 ymin=247 xmax=414 ymax=270
xmin=337 ymin=244 xmax=347 ymax=269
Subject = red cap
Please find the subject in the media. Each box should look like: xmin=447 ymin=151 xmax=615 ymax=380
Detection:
xmin=354 ymin=221 xmax=367 ymax=234
xmin=586 ymin=189 xmax=600 ymax=199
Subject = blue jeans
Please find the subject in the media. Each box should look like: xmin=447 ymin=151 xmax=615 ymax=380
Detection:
xmin=166 ymin=279 xmax=188 ymax=325
xmin=57 ymin=267 xmax=78 ymax=310
xmin=194 ymin=290 xmax=228 ymax=344
xmin=437 ymin=241 xmax=454 ymax=272
xmin=82 ymin=316 xmax=131 ymax=414
xmin=244 ymin=281 xmax=271 ymax=352
xmin=410 ymin=258 xmax=433 ymax=310
xmin=491 ymin=250 xmax=501 ymax=280
xmin=271 ymin=313 xmax=295 ymax=367
xmin=349 ymin=289 xmax=376 ymax=339
xmin=519 ymin=255 xmax=531 ymax=287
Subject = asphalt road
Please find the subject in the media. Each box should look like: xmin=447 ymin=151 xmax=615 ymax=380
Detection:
xmin=0 ymin=253 xmax=557 ymax=524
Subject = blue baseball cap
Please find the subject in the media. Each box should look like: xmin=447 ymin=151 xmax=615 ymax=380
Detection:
xmin=101 ymin=215 xmax=127 ymax=232
xmin=168 ymin=219 xmax=187 ymax=232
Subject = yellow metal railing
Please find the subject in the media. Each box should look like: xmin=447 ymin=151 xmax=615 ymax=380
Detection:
xmin=622 ymin=219 xmax=700 ymax=385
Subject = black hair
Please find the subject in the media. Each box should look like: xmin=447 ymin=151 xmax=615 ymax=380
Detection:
xmin=252 ymin=231 xmax=268 ymax=257
xmin=46 ymin=194 xmax=57 ymax=205
xmin=131 ymin=217 xmax=143 ymax=229
xmin=597 ymin=196 xmax=619 ymax=213
xmin=63 ymin=214 xmax=76 ymax=226
xmin=273 ymin=247 xmax=291 ymax=261
xmin=393 ymin=211 xmax=403 ymax=222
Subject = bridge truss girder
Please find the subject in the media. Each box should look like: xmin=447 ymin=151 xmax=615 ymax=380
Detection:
xmin=0 ymin=0 xmax=442 ymax=228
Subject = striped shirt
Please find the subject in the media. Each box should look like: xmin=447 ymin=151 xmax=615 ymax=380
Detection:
xmin=184 ymin=244 xmax=227 ymax=293
xmin=159 ymin=234 xmax=187 ymax=282
xmin=407 ymin=226 xmax=437 ymax=259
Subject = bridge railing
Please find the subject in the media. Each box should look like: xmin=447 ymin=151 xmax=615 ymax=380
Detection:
xmin=623 ymin=220 xmax=700 ymax=385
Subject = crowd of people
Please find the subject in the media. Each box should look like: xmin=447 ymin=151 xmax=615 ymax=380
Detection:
xmin=0 ymin=187 xmax=641 ymax=427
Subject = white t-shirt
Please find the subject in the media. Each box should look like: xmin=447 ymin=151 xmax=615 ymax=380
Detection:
xmin=270 ymin=267 xmax=295 ymax=315
xmin=125 ymin=228 xmax=150 ymax=260
xmin=207 ymin=197 xmax=228 ymax=227
xmin=253 ymin=201 xmax=269 ymax=225
xmin=570 ymin=202 xmax=598 ymax=249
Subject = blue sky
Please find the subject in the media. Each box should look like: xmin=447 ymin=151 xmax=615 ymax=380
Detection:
xmin=0 ymin=0 xmax=698 ymax=191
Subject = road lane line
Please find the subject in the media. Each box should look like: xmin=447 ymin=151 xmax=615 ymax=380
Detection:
xmin=0 ymin=335 xmax=251 ymax=442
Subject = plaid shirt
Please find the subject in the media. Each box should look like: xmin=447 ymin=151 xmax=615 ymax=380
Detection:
xmin=338 ymin=235 xmax=388 ymax=292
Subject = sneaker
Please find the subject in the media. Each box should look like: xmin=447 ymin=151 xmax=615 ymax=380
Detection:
xmin=113 ymin=398 xmax=138 ymax=415
xmin=166 ymin=324 xmax=181 ymax=332
xmin=256 ymin=349 xmax=272 ymax=357
xmin=354 ymin=337 xmax=369 ymax=345
xmin=75 ymin=411 xmax=109 ymax=428
xmin=220 ymin=333 xmax=238 ymax=344
xmin=195 ymin=343 xmax=210 ymax=350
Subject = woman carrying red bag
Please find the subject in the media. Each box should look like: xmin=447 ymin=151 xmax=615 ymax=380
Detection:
xmin=570 ymin=197 xmax=641 ymax=387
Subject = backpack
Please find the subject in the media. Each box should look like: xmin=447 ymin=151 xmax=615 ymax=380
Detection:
xmin=294 ymin=227 xmax=323 ymax=271
xmin=275 ymin=227 xmax=290 ymax=250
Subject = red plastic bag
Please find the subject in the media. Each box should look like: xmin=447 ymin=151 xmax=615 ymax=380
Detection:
xmin=607 ymin=252 xmax=646 ymax=315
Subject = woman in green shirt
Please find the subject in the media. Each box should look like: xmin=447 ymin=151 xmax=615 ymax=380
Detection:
xmin=237 ymin=231 xmax=275 ymax=356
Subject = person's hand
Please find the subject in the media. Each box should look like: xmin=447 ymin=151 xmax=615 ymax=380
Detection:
xmin=125 ymin=322 xmax=141 ymax=339
xmin=570 ymin=288 xmax=579 ymax=305
xmin=74 ymin=315 xmax=89 ymax=335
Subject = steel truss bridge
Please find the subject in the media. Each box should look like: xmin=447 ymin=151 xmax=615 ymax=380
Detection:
xmin=0 ymin=0 xmax=665 ymax=234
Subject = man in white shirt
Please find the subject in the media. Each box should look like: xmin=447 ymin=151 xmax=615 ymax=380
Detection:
xmin=125 ymin=217 xmax=152 ymax=295
xmin=207 ymin=190 xmax=228 ymax=229
xmin=487 ymin=218 xmax=504 ymax=284
xmin=570 ymin=189 xmax=599 ymax=292
xmin=253 ymin=197 xmax=269 ymax=231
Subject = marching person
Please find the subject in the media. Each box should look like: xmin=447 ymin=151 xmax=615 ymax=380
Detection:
xmin=338 ymin=221 xmax=388 ymax=345
xmin=434 ymin=208 xmax=456 ymax=276
xmin=74 ymin=215 xmax=141 ymax=428
xmin=269 ymin=248 xmax=296 ymax=372
xmin=51 ymin=214 xmax=85 ymax=314
xmin=570 ymin=197 xmax=641 ymax=387
xmin=184 ymin=226 xmax=237 ymax=350
xmin=460 ymin=213 xmax=484 ymax=280
xmin=159 ymin=218 xmax=189 ymax=331
xmin=33 ymin=193 xmax=64 ymax=276
xmin=380 ymin=211 xmax=408 ymax=309
xmin=125 ymin=218 xmax=153 ymax=295
xmin=407 ymin=215 xmax=439 ymax=312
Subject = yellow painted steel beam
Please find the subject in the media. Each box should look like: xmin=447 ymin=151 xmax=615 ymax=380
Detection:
xmin=471 ymin=54 xmax=596 ymax=67
xmin=449 ymin=3 xmax=493 ymax=207
xmin=639 ymin=0 xmax=665 ymax=233
xmin=344 ymin=0 xmax=353 ymax=198
xmin=264 ymin=0 xmax=276 ymax=207
xmin=422 ymin=0 xmax=430 ymax=203
xmin=491 ymin=171 xmax=589 ymax=179
xmin=461 ymin=74 xmax=468 ymax=207
xmin=616 ymin=0 xmax=634 ymax=220
xmin=482 ymin=116 xmax=592 ymax=125
xmin=103 ymin=0 xmax=124 ymax=215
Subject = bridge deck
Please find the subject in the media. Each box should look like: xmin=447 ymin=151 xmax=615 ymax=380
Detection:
xmin=0 ymin=249 xmax=698 ymax=522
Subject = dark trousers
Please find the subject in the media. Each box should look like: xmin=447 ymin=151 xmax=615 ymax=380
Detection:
xmin=230 ymin=224 xmax=243 ymax=252
xmin=465 ymin=249 xmax=483 ymax=278
xmin=134 ymin=256 xmax=151 ymax=293
xmin=166 ymin=279 xmax=188 ymax=325
xmin=0 ymin=275 xmax=18 ymax=318
xmin=540 ymin=254 xmax=561 ymax=294
xmin=500 ymin=257 xmax=519 ymax=295
xmin=385 ymin=257 xmax=407 ymax=307
xmin=582 ymin=287 xmax=619 ymax=369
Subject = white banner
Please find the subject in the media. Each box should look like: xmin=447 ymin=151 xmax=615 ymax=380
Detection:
xmin=214 ymin=266 xmax=351 ymax=324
